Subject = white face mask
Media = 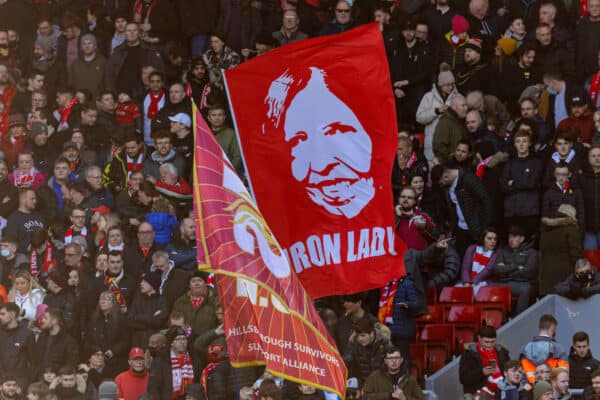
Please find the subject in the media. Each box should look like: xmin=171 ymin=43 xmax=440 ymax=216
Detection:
xmin=0 ymin=249 xmax=9 ymax=257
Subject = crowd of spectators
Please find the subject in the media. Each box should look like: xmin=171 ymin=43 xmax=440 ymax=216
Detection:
xmin=0 ymin=0 xmax=600 ymax=397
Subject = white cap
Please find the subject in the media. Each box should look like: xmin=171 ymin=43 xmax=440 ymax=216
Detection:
xmin=168 ymin=112 xmax=192 ymax=128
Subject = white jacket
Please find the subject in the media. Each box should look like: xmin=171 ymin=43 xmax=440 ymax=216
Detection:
xmin=416 ymin=85 xmax=458 ymax=161
xmin=14 ymin=288 xmax=46 ymax=321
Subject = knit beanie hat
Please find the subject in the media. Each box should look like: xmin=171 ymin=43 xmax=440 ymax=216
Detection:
xmin=497 ymin=36 xmax=518 ymax=56
xmin=438 ymin=70 xmax=456 ymax=86
xmin=29 ymin=122 xmax=48 ymax=139
xmin=465 ymin=38 xmax=483 ymax=54
xmin=533 ymin=381 xmax=552 ymax=400
xmin=452 ymin=15 xmax=469 ymax=34
xmin=98 ymin=381 xmax=118 ymax=400
xmin=166 ymin=326 xmax=187 ymax=344
xmin=141 ymin=270 xmax=162 ymax=293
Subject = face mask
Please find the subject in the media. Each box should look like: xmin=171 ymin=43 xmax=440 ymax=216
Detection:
xmin=547 ymin=88 xmax=557 ymax=96
xmin=577 ymin=271 xmax=593 ymax=282
xmin=0 ymin=249 xmax=9 ymax=257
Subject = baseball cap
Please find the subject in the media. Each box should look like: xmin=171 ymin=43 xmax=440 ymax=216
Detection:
xmin=570 ymin=95 xmax=586 ymax=107
xmin=347 ymin=377 xmax=359 ymax=389
xmin=129 ymin=347 xmax=145 ymax=359
xmin=168 ymin=112 xmax=192 ymax=128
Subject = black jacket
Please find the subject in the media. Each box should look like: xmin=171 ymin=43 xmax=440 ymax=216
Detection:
xmin=391 ymin=152 xmax=429 ymax=203
xmin=554 ymin=272 xmax=600 ymax=299
xmin=578 ymin=167 xmax=600 ymax=232
xmin=492 ymin=243 xmax=539 ymax=283
xmin=105 ymin=42 xmax=164 ymax=94
xmin=128 ymin=292 xmax=169 ymax=347
xmin=500 ymin=62 xmax=542 ymax=103
xmin=459 ymin=343 xmax=510 ymax=394
xmin=455 ymin=62 xmax=492 ymax=96
xmin=534 ymin=41 xmax=575 ymax=83
xmin=0 ymin=322 xmax=35 ymax=385
xmin=44 ymin=288 xmax=78 ymax=337
xmin=161 ymin=267 xmax=190 ymax=311
xmin=427 ymin=244 xmax=461 ymax=290
xmin=569 ymin=348 xmax=600 ymax=389
xmin=123 ymin=242 xmax=162 ymax=281
xmin=175 ymin=0 xmax=220 ymax=37
xmin=86 ymin=311 xmax=130 ymax=377
xmin=87 ymin=273 xmax=137 ymax=318
xmin=0 ymin=178 xmax=18 ymax=218
xmin=576 ymin=16 xmax=600 ymax=82
xmin=501 ymin=155 xmax=543 ymax=217
xmin=445 ymin=169 xmax=493 ymax=240
xmin=33 ymin=329 xmax=79 ymax=379
xmin=541 ymin=183 xmax=584 ymax=228
xmin=148 ymin=350 xmax=199 ymax=400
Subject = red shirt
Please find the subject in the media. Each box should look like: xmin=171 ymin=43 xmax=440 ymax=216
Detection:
xmin=115 ymin=369 xmax=149 ymax=400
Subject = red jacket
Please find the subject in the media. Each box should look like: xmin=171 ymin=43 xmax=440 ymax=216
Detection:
xmin=557 ymin=112 xmax=595 ymax=144
xmin=115 ymin=369 xmax=149 ymax=400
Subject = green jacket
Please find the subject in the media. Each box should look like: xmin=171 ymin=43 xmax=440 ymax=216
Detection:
xmin=172 ymin=287 xmax=219 ymax=338
xmin=363 ymin=368 xmax=424 ymax=400
xmin=432 ymin=110 xmax=467 ymax=162
xmin=213 ymin=126 xmax=243 ymax=175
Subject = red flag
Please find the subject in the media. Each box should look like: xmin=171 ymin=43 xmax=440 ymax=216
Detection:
xmin=192 ymin=106 xmax=347 ymax=397
xmin=223 ymin=24 xmax=406 ymax=298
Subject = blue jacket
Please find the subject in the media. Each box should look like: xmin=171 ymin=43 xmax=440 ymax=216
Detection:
xmin=390 ymin=276 xmax=421 ymax=338
xmin=145 ymin=212 xmax=178 ymax=244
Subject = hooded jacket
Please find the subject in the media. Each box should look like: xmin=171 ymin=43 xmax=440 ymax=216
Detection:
xmin=569 ymin=348 xmax=600 ymax=389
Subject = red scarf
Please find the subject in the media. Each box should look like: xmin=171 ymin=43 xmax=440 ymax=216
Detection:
xmin=476 ymin=155 xmax=494 ymax=180
xmin=0 ymin=84 xmax=16 ymax=113
xmin=58 ymin=98 xmax=78 ymax=125
xmin=132 ymin=0 xmax=157 ymax=23
xmin=471 ymin=246 xmax=492 ymax=280
xmin=104 ymin=272 xmax=127 ymax=312
xmin=581 ymin=0 xmax=588 ymax=15
xmin=126 ymin=151 xmax=144 ymax=178
xmin=12 ymin=167 xmax=38 ymax=187
xmin=476 ymin=342 xmax=502 ymax=395
xmin=171 ymin=352 xmax=194 ymax=399
xmin=64 ymin=225 xmax=87 ymax=244
xmin=558 ymin=181 xmax=571 ymax=194
xmin=378 ymin=278 xmax=398 ymax=324
xmin=146 ymin=91 xmax=164 ymax=120
xmin=185 ymin=82 xmax=211 ymax=109
xmin=590 ymin=72 xmax=600 ymax=105
xmin=30 ymin=242 xmax=54 ymax=277
xmin=189 ymin=293 xmax=206 ymax=309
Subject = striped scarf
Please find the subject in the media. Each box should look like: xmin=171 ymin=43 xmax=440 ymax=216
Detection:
xmin=126 ymin=152 xmax=144 ymax=179
xmin=104 ymin=270 xmax=127 ymax=312
xmin=378 ymin=278 xmax=398 ymax=324
xmin=471 ymin=246 xmax=492 ymax=281
xmin=64 ymin=225 xmax=87 ymax=244
xmin=171 ymin=351 xmax=194 ymax=398
xmin=13 ymin=167 xmax=39 ymax=187
xmin=477 ymin=342 xmax=503 ymax=396
xmin=30 ymin=242 xmax=54 ymax=277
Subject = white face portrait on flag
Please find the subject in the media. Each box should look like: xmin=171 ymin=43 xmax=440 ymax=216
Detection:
xmin=264 ymin=67 xmax=375 ymax=219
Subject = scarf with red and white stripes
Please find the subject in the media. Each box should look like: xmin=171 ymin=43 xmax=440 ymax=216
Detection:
xmin=476 ymin=342 xmax=503 ymax=396
xmin=171 ymin=351 xmax=194 ymax=398
xmin=64 ymin=225 xmax=87 ymax=244
xmin=126 ymin=152 xmax=144 ymax=179
xmin=30 ymin=242 xmax=54 ymax=277
xmin=13 ymin=167 xmax=39 ymax=187
xmin=471 ymin=246 xmax=492 ymax=281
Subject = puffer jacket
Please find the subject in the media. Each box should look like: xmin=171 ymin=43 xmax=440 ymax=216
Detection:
xmin=145 ymin=212 xmax=178 ymax=244
xmin=492 ymin=243 xmax=538 ymax=283
xmin=390 ymin=276 xmax=421 ymax=338
xmin=343 ymin=330 xmax=389 ymax=384
xmin=416 ymin=84 xmax=458 ymax=161
xmin=459 ymin=343 xmax=510 ymax=394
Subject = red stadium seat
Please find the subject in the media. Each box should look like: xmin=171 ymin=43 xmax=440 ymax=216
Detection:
xmin=425 ymin=345 xmax=448 ymax=374
xmin=439 ymin=286 xmax=474 ymax=305
xmin=445 ymin=305 xmax=482 ymax=352
xmin=417 ymin=305 xmax=444 ymax=325
xmin=419 ymin=323 xmax=456 ymax=357
xmin=481 ymin=308 xmax=504 ymax=329
xmin=584 ymin=250 xmax=600 ymax=272
xmin=426 ymin=286 xmax=438 ymax=305
xmin=475 ymin=286 xmax=512 ymax=314
xmin=409 ymin=343 xmax=426 ymax=380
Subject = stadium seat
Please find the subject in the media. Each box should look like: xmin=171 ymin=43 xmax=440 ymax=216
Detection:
xmin=445 ymin=305 xmax=482 ymax=352
xmin=476 ymin=286 xmax=512 ymax=325
xmin=419 ymin=323 xmax=456 ymax=358
xmin=425 ymin=344 xmax=448 ymax=374
xmin=417 ymin=305 xmax=444 ymax=325
xmin=409 ymin=343 xmax=427 ymax=380
xmin=439 ymin=287 xmax=474 ymax=314
xmin=426 ymin=286 xmax=438 ymax=305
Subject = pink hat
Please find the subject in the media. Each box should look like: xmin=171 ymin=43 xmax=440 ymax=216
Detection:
xmin=452 ymin=15 xmax=470 ymax=35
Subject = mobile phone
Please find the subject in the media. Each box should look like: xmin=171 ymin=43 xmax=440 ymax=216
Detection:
xmin=488 ymin=360 xmax=497 ymax=368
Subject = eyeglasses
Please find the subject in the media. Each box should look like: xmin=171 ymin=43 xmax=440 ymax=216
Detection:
xmin=336 ymin=8 xmax=351 ymax=12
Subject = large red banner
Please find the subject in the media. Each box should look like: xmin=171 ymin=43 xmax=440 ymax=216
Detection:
xmin=223 ymin=24 xmax=405 ymax=298
xmin=192 ymin=108 xmax=347 ymax=397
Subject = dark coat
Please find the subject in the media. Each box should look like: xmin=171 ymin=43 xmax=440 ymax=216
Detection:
xmin=541 ymin=183 xmax=584 ymax=228
xmin=422 ymin=6 xmax=456 ymax=42
xmin=363 ymin=368 xmax=424 ymax=400
xmin=459 ymin=343 xmax=510 ymax=394
xmin=175 ymin=0 xmax=220 ymax=37
xmin=123 ymin=242 xmax=161 ymax=281
xmin=343 ymin=330 xmax=389 ymax=384
xmin=161 ymin=266 xmax=190 ymax=311
xmin=391 ymin=152 xmax=429 ymax=203
xmin=44 ymin=288 xmax=78 ymax=336
xmin=569 ymin=348 xmax=600 ymax=389
xmin=554 ymin=272 xmax=600 ymax=300
xmin=147 ymin=352 xmax=175 ymax=400
xmin=539 ymin=224 xmax=583 ymax=295
xmin=0 ymin=178 xmax=18 ymax=218
xmin=173 ymin=287 xmax=218 ymax=338
xmin=128 ymin=292 xmax=169 ymax=347
xmin=455 ymin=62 xmax=492 ymax=96
xmin=87 ymin=273 xmax=137 ymax=318
xmin=0 ymin=322 xmax=35 ymax=386
xmin=501 ymin=155 xmax=543 ymax=217
xmin=433 ymin=110 xmax=467 ymax=162
xmin=578 ymin=167 xmax=600 ymax=232
xmin=576 ymin=16 xmax=600 ymax=82
xmin=335 ymin=312 xmax=379 ymax=356
xmin=105 ymin=42 xmax=164 ymax=93
xmin=444 ymin=169 xmax=493 ymax=240
xmin=318 ymin=20 xmax=357 ymax=36
xmin=492 ymin=243 xmax=539 ymax=283
xmin=499 ymin=63 xmax=542 ymax=103
xmin=427 ymin=244 xmax=461 ymax=290
xmin=390 ymin=276 xmax=421 ymax=338
xmin=33 ymin=330 xmax=79 ymax=379
xmin=534 ymin=41 xmax=575 ymax=83
xmin=85 ymin=311 xmax=130 ymax=378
